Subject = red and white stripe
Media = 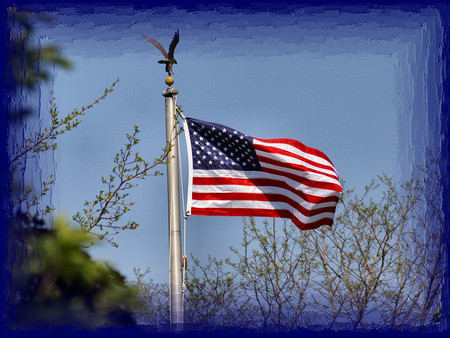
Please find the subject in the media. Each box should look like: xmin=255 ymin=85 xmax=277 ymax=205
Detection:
xmin=185 ymin=130 xmax=342 ymax=230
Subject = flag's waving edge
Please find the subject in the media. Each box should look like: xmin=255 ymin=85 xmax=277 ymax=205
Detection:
xmin=183 ymin=116 xmax=343 ymax=230
xmin=183 ymin=116 xmax=194 ymax=216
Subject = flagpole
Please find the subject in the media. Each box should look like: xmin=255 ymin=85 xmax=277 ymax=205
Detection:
xmin=162 ymin=76 xmax=184 ymax=328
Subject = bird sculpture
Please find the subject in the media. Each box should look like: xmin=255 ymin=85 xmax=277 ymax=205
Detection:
xmin=142 ymin=30 xmax=179 ymax=76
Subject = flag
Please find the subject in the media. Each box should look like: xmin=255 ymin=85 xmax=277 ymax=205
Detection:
xmin=183 ymin=117 xmax=342 ymax=230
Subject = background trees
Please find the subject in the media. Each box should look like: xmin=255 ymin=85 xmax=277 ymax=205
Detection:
xmin=134 ymin=162 xmax=445 ymax=332
xmin=306 ymin=175 xmax=421 ymax=330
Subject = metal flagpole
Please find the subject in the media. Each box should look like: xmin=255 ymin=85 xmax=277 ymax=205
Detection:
xmin=162 ymin=76 xmax=184 ymax=327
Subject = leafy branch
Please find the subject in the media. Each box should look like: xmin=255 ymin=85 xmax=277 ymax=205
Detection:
xmin=14 ymin=175 xmax=55 ymax=222
xmin=73 ymin=122 xmax=180 ymax=247
xmin=10 ymin=79 xmax=119 ymax=164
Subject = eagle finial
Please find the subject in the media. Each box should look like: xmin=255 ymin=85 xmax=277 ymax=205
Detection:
xmin=142 ymin=30 xmax=179 ymax=76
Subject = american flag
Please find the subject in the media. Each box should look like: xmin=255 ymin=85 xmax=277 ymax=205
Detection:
xmin=183 ymin=117 xmax=342 ymax=230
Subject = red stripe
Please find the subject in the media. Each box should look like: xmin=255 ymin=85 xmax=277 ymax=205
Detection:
xmin=192 ymin=192 xmax=338 ymax=217
xmin=190 ymin=207 xmax=335 ymax=230
xmin=193 ymin=176 xmax=340 ymax=204
xmin=254 ymin=143 xmax=337 ymax=176
xmin=255 ymin=137 xmax=335 ymax=164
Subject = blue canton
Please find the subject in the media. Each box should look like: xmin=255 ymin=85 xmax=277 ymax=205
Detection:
xmin=187 ymin=117 xmax=262 ymax=171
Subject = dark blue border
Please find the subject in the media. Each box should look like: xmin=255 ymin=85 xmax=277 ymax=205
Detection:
xmin=1 ymin=2 xmax=11 ymax=338
xmin=1 ymin=0 xmax=449 ymax=336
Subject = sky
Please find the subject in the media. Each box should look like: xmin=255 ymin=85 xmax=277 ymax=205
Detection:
xmin=21 ymin=2 xmax=446 ymax=285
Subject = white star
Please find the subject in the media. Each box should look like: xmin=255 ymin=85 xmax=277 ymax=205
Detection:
xmin=209 ymin=160 xmax=213 ymax=165
xmin=233 ymin=131 xmax=237 ymax=134
xmin=222 ymin=128 xmax=226 ymax=133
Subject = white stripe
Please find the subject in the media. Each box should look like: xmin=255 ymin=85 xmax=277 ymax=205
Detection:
xmin=254 ymin=138 xmax=337 ymax=171
xmin=193 ymin=169 xmax=342 ymax=196
xmin=191 ymin=199 xmax=336 ymax=224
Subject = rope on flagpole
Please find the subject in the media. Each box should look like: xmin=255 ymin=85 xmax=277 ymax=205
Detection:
xmin=172 ymin=96 xmax=188 ymax=297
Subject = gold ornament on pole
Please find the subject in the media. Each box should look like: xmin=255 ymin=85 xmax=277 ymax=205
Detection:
xmin=165 ymin=76 xmax=175 ymax=87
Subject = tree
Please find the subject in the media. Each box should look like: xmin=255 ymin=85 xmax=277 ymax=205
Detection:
xmin=5 ymin=8 xmax=175 ymax=328
xmin=185 ymin=255 xmax=249 ymax=329
xmin=9 ymin=217 xmax=139 ymax=328
xmin=304 ymin=163 xmax=445 ymax=331
xmin=129 ymin=267 xmax=170 ymax=327
xmin=181 ymin=218 xmax=314 ymax=332
xmin=227 ymin=218 xmax=313 ymax=331
xmin=180 ymin=163 xmax=446 ymax=332
xmin=377 ymin=157 xmax=446 ymax=328
xmin=305 ymin=175 xmax=418 ymax=330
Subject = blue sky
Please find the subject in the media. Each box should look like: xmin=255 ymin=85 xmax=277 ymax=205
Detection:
xmin=25 ymin=3 xmax=445 ymax=284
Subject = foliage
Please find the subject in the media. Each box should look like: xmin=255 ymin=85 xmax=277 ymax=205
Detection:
xmin=135 ymin=163 xmax=445 ymax=332
xmin=9 ymin=216 xmax=139 ymax=328
xmin=7 ymin=8 xmax=72 ymax=119
xmin=8 ymin=9 xmax=175 ymax=246
xmin=6 ymin=8 xmax=173 ymax=329
xmin=8 ymin=8 xmax=71 ymax=90
xmin=305 ymin=163 xmax=445 ymax=331
xmin=227 ymin=218 xmax=313 ymax=331
xmin=306 ymin=175 xmax=418 ymax=330
xmin=10 ymin=80 xmax=118 ymax=167
xmin=130 ymin=267 xmax=169 ymax=326
xmin=72 ymin=125 xmax=173 ymax=247
xmin=184 ymin=255 xmax=247 ymax=329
